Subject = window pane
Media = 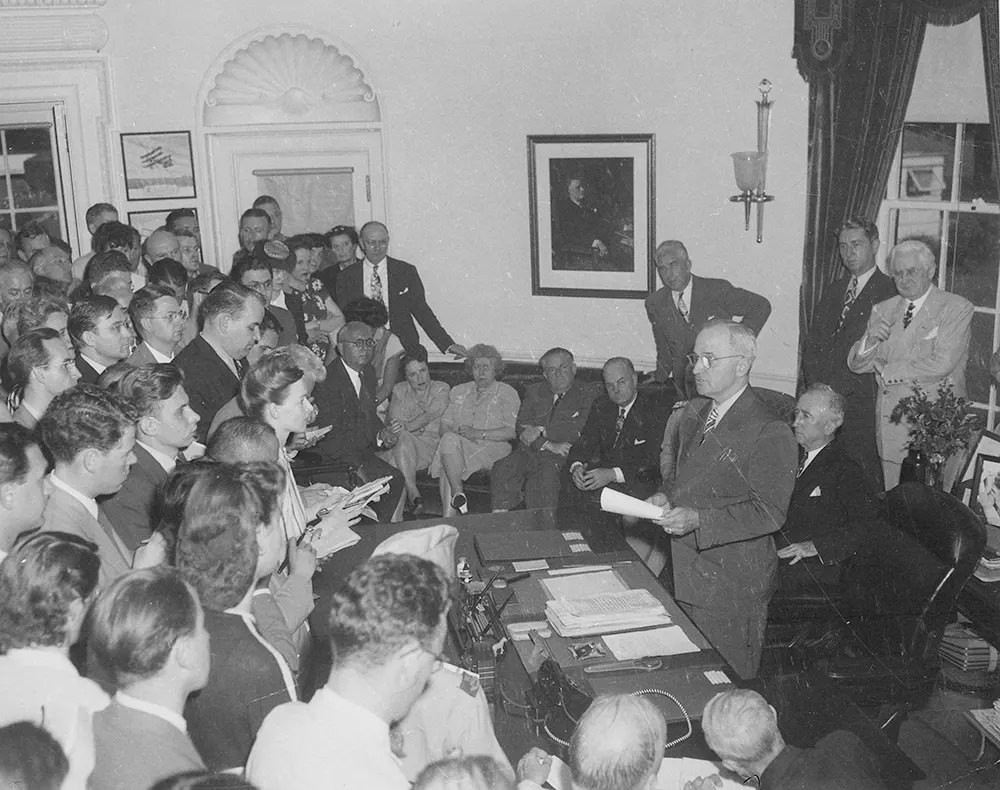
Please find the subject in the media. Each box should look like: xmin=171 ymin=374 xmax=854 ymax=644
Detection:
xmin=893 ymin=208 xmax=943 ymax=250
xmin=899 ymin=123 xmax=955 ymax=202
xmin=967 ymin=311 xmax=995 ymax=405
xmin=13 ymin=210 xmax=61 ymax=243
xmin=959 ymin=123 xmax=999 ymax=204
xmin=945 ymin=212 xmax=1000 ymax=307
xmin=3 ymin=127 xmax=58 ymax=211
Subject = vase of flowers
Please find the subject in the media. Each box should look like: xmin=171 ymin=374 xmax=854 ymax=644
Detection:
xmin=890 ymin=381 xmax=981 ymax=489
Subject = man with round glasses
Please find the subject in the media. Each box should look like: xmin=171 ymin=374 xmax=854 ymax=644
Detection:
xmin=127 ymin=284 xmax=186 ymax=365
xmin=648 ymin=319 xmax=796 ymax=679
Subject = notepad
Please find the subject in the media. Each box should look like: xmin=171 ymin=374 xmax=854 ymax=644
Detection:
xmin=540 ymin=570 xmax=626 ymax=600
xmin=309 ymin=524 xmax=361 ymax=559
xmin=602 ymin=626 xmax=699 ymax=660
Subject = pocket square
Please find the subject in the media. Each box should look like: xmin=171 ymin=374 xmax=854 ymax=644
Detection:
xmin=923 ymin=326 xmax=939 ymax=340
xmin=810 ymin=486 xmax=822 ymax=497
xmin=399 ymin=287 xmax=410 ymax=295
xmin=572 ymin=411 xmax=580 ymax=418
xmin=633 ymin=439 xmax=646 ymax=446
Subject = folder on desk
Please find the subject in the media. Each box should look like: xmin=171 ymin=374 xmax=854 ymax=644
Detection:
xmin=475 ymin=530 xmax=594 ymax=563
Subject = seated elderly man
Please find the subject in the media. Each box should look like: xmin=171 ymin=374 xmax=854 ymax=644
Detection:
xmin=491 ymin=347 xmax=599 ymax=512
xmin=568 ymin=694 xmax=666 ymax=790
xmin=694 ymin=689 xmax=884 ymax=789
xmin=776 ymin=384 xmax=881 ymax=599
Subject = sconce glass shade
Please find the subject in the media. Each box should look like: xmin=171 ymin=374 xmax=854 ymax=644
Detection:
xmin=732 ymin=151 xmax=765 ymax=192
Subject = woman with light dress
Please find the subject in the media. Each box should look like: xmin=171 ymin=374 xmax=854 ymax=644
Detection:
xmin=430 ymin=344 xmax=519 ymax=516
xmin=388 ymin=353 xmax=450 ymax=514
xmin=0 ymin=531 xmax=107 ymax=790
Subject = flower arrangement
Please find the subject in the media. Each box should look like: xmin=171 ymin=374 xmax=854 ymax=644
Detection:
xmin=890 ymin=380 xmax=982 ymax=465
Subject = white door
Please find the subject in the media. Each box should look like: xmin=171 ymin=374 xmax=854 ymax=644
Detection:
xmin=204 ymin=129 xmax=385 ymax=270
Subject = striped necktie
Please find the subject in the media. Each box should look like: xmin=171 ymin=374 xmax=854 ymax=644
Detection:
xmin=838 ymin=278 xmax=857 ymax=330
xmin=613 ymin=406 xmax=626 ymax=446
xmin=903 ymin=301 xmax=915 ymax=329
xmin=371 ymin=264 xmax=384 ymax=304
xmin=677 ymin=292 xmax=690 ymax=323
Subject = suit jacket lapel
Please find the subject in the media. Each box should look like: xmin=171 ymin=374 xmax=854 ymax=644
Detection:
xmin=795 ymin=443 xmax=834 ymax=498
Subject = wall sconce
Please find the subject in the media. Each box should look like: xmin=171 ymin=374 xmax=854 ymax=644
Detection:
xmin=729 ymin=79 xmax=774 ymax=243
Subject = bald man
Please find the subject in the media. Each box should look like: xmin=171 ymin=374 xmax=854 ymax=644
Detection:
xmin=696 ymin=689 xmax=884 ymax=789
xmin=569 ymin=695 xmax=666 ymax=790
xmin=645 ymin=240 xmax=771 ymax=398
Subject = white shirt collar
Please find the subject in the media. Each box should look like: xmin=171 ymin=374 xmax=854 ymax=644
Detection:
xmin=143 ymin=341 xmax=173 ymax=364
xmin=852 ymin=266 xmax=877 ymax=292
xmin=136 ymin=440 xmax=177 ymax=473
xmin=80 ymin=353 xmax=107 ymax=375
xmin=617 ymin=395 xmax=638 ymax=420
xmin=50 ymin=472 xmax=98 ymax=519
xmin=341 ymin=359 xmax=362 ymax=396
xmin=801 ymin=442 xmax=830 ymax=473
xmin=270 ymin=291 xmax=287 ymax=310
xmin=907 ymin=287 xmax=932 ymax=317
xmin=711 ymin=384 xmax=749 ymax=424
xmin=116 ymin=692 xmax=188 ymax=734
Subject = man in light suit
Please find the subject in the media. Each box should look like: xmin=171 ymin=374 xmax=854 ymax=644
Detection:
xmin=801 ymin=218 xmax=897 ymax=492
xmin=325 ymin=221 xmax=467 ymax=357
xmin=102 ymin=364 xmax=200 ymax=551
xmin=127 ymin=284 xmax=187 ymax=366
xmin=644 ymin=240 xmax=771 ymax=398
xmin=847 ymin=240 xmax=973 ymax=489
xmin=39 ymin=385 xmax=164 ymax=586
xmin=491 ymin=347 xmax=600 ymax=511
xmin=648 ymin=320 xmax=797 ymax=678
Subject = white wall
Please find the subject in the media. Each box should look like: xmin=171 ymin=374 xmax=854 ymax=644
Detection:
xmin=105 ymin=0 xmax=807 ymax=387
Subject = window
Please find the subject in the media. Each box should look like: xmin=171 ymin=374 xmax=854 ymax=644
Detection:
xmin=880 ymin=122 xmax=1000 ymax=429
xmin=0 ymin=103 xmax=75 ymax=247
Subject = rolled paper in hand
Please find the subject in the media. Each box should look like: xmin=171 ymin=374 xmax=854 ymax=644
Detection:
xmin=600 ymin=487 xmax=665 ymax=520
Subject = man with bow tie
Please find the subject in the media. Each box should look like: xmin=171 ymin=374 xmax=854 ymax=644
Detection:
xmin=848 ymin=240 xmax=972 ymax=489
xmin=775 ymin=384 xmax=880 ymax=598
xmin=644 ymin=240 xmax=771 ymax=398
xmin=647 ymin=320 xmax=797 ymax=679
xmin=801 ymin=218 xmax=897 ymax=492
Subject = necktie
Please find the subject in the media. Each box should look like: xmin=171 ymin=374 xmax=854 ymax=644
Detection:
xmin=796 ymin=451 xmax=807 ymax=478
xmin=838 ymin=278 xmax=857 ymax=330
xmin=677 ymin=292 xmax=689 ymax=323
xmin=703 ymin=406 xmax=719 ymax=433
xmin=235 ymin=357 xmax=248 ymax=378
xmin=552 ymin=392 xmax=564 ymax=412
xmin=613 ymin=406 xmax=626 ymax=446
xmin=903 ymin=301 xmax=915 ymax=329
xmin=371 ymin=264 xmax=384 ymax=304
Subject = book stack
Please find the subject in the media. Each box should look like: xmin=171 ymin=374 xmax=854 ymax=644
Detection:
xmin=544 ymin=589 xmax=671 ymax=637
xmin=939 ymin=624 xmax=999 ymax=672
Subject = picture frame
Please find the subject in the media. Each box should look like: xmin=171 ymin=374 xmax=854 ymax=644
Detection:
xmin=127 ymin=208 xmax=198 ymax=241
xmin=952 ymin=430 xmax=1000 ymax=498
xmin=120 ymin=131 xmax=196 ymax=201
xmin=527 ymin=134 xmax=654 ymax=299
xmin=971 ymin=453 xmax=1000 ymax=526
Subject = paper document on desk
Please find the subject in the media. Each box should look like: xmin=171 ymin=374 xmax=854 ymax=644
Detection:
xmin=600 ymin=487 xmax=664 ymax=519
xmin=545 ymin=589 xmax=670 ymax=637
xmin=309 ymin=524 xmax=361 ymax=559
xmin=657 ymin=758 xmax=744 ymax=790
xmin=603 ymin=626 xmax=700 ymax=660
xmin=541 ymin=570 xmax=627 ymax=600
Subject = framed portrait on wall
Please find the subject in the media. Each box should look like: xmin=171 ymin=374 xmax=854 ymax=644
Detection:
xmin=972 ymin=453 xmax=1000 ymax=527
xmin=127 ymin=208 xmax=198 ymax=241
xmin=121 ymin=131 xmax=196 ymax=201
xmin=528 ymin=134 xmax=654 ymax=299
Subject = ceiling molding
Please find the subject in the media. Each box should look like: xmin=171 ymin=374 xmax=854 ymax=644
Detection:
xmin=0 ymin=13 xmax=107 ymax=51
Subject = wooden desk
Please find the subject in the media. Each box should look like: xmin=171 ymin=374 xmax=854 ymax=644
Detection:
xmin=307 ymin=504 xmax=924 ymax=785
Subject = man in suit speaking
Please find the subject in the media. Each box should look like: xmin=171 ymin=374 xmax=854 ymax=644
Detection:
xmin=648 ymin=320 xmax=797 ymax=678
xmin=644 ymin=240 xmax=771 ymax=397
xmin=326 ymin=221 xmax=467 ymax=358
xmin=847 ymin=239 xmax=972 ymax=489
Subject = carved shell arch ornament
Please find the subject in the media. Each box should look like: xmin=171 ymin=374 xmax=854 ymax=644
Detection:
xmin=201 ymin=32 xmax=380 ymax=126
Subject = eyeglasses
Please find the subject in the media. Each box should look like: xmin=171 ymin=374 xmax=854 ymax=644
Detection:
xmin=150 ymin=311 xmax=184 ymax=322
xmin=342 ymin=338 xmax=376 ymax=349
xmin=686 ymin=353 xmax=744 ymax=369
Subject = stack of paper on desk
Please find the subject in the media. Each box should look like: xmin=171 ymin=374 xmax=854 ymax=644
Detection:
xmin=545 ymin=589 xmax=670 ymax=637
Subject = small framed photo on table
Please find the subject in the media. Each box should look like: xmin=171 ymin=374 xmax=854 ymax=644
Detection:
xmin=971 ymin=453 xmax=1000 ymax=526
xmin=121 ymin=131 xmax=196 ymax=201
xmin=527 ymin=134 xmax=655 ymax=299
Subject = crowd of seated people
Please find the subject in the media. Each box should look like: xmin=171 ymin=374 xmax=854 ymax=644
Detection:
xmin=0 ymin=197 xmax=978 ymax=786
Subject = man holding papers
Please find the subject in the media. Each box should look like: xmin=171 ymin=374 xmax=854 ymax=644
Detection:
xmin=647 ymin=320 xmax=796 ymax=679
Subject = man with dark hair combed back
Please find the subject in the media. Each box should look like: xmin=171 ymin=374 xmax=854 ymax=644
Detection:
xmin=40 ymin=384 xmax=164 ymax=584
xmin=247 ymin=553 xmax=451 ymax=789
xmin=88 ymin=567 xmax=209 ymax=789
xmin=0 ymin=423 xmax=50 ymax=556
xmin=69 ymin=294 xmax=135 ymax=384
